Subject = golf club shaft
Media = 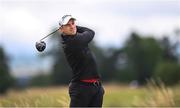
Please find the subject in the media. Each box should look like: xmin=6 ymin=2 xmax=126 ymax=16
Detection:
xmin=40 ymin=29 xmax=59 ymax=41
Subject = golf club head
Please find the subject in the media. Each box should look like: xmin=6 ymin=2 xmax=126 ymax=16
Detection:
xmin=35 ymin=41 xmax=46 ymax=52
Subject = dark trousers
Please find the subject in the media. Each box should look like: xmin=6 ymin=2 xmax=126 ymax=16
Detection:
xmin=69 ymin=81 xmax=105 ymax=107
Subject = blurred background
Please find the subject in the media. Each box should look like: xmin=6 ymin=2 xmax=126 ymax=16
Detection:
xmin=0 ymin=0 xmax=180 ymax=107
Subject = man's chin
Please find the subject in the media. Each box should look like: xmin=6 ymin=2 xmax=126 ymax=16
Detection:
xmin=68 ymin=33 xmax=76 ymax=36
xmin=64 ymin=31 xmax=76 ymax=36
xmin=71 ymin=32 xmax=76 ymax=35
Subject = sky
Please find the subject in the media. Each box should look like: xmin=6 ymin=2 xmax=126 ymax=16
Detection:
xmin=0 ymin=0 xmax=180 ymax=77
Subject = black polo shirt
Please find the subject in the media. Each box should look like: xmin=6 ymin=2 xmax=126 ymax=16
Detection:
xmin=61 ymin=26 xmax=100 ymax=82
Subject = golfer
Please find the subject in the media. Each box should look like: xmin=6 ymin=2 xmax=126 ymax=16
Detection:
xmin=59 ymin=15 xmax=104 ymax=107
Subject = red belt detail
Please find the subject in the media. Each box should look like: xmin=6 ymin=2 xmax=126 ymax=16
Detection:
xmin=81 ymin=79 xmax=99 ymax=83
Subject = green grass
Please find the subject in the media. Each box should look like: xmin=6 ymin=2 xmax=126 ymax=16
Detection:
xmin=0 ymin=86 xmax=69 ymax=107
xmin=0 ymin=84 xmax=179 ymax=107
xmin=103 ymin=85 xmax=146 ymax=106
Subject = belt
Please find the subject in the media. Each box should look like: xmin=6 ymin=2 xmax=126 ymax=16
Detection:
xmin=80 ymin=79 xmax=99 ymax=83
xmin=79 ymin=79 xmax=101 ymax=86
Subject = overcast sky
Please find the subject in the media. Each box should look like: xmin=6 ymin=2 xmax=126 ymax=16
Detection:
xmin=0 ymin=0 xmax=180 ymax=77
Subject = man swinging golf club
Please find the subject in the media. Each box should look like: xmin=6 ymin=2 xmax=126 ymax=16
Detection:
xmin=59 ymin=15 xmax=104 ymax=107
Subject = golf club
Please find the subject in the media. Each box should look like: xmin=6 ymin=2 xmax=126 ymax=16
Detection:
xmin=39 ymin=29 xmax=59 ymax=41
xmin=35 ymin=28 xmax=59 ymax=52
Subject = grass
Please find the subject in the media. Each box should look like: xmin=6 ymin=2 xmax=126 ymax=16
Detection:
xmin=132 ymin=80 xmax=176 ymax=107
xmin=0 ymin=83 xmax=180 ymax=107
xmin=0 ymin=86 xmax=69 ymax=107
xmin=103 ymin=84 xmax=146 ymax=106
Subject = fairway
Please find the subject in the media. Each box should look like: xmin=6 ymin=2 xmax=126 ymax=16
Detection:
xmin=0 ymin=84 xmax=179 ymax=107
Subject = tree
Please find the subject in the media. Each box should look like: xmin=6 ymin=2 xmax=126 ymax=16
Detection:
xmin=160 ymin=37 xmax=178 ymax=62
xmin=153 ymin=35 xmax=180 ymax=85
xmin=97 ymin=47 xmax=122 ymax=82
xmin=123 ymin=32 xmax=162 ymax=85
xmin=0 ymin=46 xmax=14 ymax=94
xmin=29 ymin=73 xmax=51 ymax=87
xmin=154 ymin=62 xmax=180 ymax=85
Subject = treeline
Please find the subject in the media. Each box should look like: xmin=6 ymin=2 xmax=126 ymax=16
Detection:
xmin=30 ymin=30 xmax=180 ymax=86
xmin=0 ymin=46 xmax=14 ymax=94
xmin=0 ymin=29 xmax=180 ymax=94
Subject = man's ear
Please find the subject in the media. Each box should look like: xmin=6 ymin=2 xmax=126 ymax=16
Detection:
xmin=59 ymin=27 xmax=63 ymax=33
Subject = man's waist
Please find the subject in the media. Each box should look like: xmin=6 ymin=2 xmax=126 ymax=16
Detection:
xmin=80 ymin=78 xmax=99 ymax=83
xmin=79 ymin=78 xmax=101 ymax=86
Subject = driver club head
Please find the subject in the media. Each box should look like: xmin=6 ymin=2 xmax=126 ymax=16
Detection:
xmin=35 ymin=41 xmax=46 ymax=52
xmin=35 ymin=28 xmax=59 ymax=52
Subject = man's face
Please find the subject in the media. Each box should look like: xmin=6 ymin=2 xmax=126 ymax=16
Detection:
xmin=60 ymin=19 xmax=77 ymax=36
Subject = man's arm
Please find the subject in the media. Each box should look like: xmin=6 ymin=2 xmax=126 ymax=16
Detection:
xmin=73 ymin=26 xmax=95 ymax=44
